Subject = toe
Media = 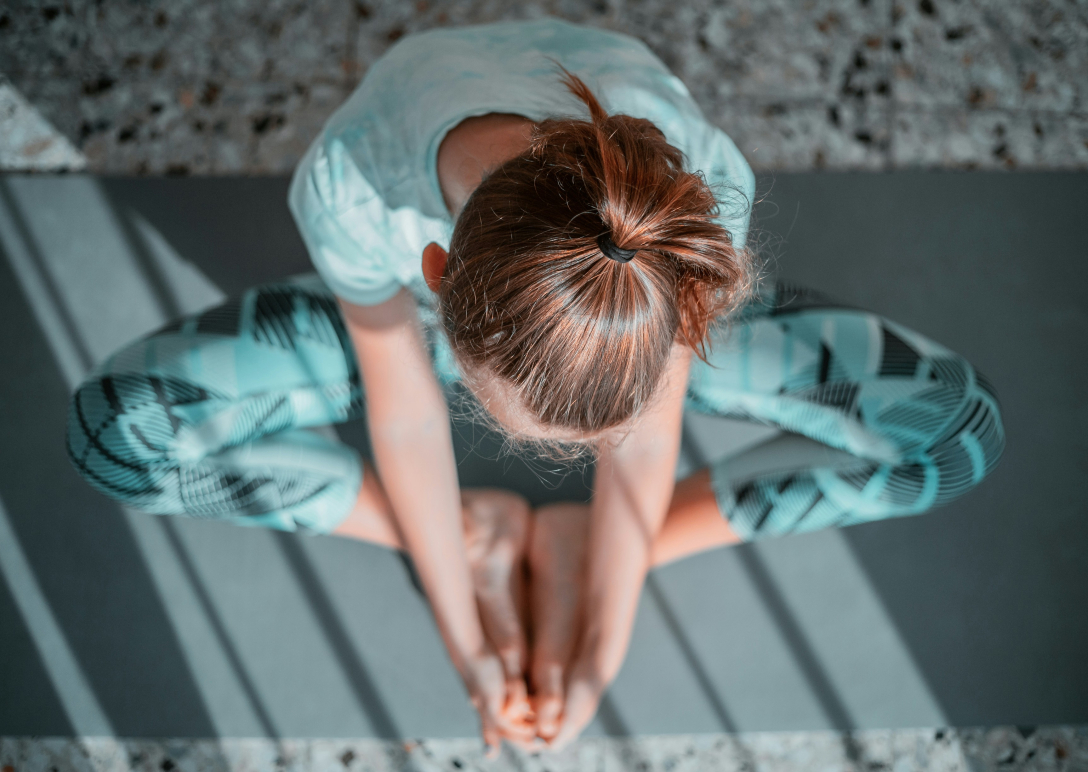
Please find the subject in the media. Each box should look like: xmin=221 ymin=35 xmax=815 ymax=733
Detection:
xmin=535 ymin=694 xmax=563 ymax=740
xmin=531 ymin=659 xmax=565 ymax=739
xmin=503 ymin=676 xmax=533 ymax=723
xmin=528 ymin=504 xmax=590 ymax=674
xmin=476 ymin=591 xmax=528 ymax=681
xmin=463 ymin=489 xmax=531 ymax=542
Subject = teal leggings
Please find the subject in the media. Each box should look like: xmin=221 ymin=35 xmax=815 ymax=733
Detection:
xmin=66 ymin=274 xmax=1004 ymax=541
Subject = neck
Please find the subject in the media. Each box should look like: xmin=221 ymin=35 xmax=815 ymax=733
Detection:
xmin=437 ymin=113 xmax=535 ymax=218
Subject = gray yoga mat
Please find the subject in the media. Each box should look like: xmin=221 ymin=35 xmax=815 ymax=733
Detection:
xmin=0 ymin=172 xmax=1084 ymax=738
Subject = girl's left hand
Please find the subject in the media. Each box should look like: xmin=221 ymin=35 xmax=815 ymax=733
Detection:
xmin=543 ymin=657 xmax=606 ymax=751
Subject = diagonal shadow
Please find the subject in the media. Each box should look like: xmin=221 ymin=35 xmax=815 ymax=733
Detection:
xmin=596 ymin=693 xmax=657 ymax=770
xmin=271 ymin=534 xmax=403 ymax=739
xmin=760 ymin=170 xmax=1088 ymax=728
xmin=0 ymin=177 xmax=224 ymax=746
xmin=102 ymin=190 xmax=425 ymax=753
xmin=159 ymin=520 xmax=281 ymax=739
xmin=733 ymin=546 xmax=865 ymax=762
xmin=100 ymin=178 xmax=313 ymax=295
xmin=679 ymin=424 xmax=866 ymax=764
xmin=0 ymin=493 xmax=89 ymax=736
xmin=272 ymin=534 xmax=423 ymax=771
xmin=642 ymin=575 xmax=760 ymax=768
xmin=0 ymin=180 xmax=95 ymax=370
xmin=111 ymin=192 xmax=432 ymax=749
xmin=105 ymin=188 xmax=193 ymax=322
xmin=87 ymin=182 xmax=283 ymax=745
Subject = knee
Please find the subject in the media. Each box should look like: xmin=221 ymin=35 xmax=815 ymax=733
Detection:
xmin=66 ymin=373 xmax=174 ymax=506
xmin=930 ymin=377 xmax=1006 ymax=505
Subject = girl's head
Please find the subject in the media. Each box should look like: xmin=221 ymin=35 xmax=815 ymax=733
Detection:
xmin=435 ymin=66 xmax=756 ymax=444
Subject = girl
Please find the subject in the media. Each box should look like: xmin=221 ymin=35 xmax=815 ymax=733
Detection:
xmin=66 ymin=18 xmax=1005 ymax=754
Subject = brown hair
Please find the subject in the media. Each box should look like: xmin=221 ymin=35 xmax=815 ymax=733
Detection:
xmin=439 ymin=65 xmax=756 ymax=435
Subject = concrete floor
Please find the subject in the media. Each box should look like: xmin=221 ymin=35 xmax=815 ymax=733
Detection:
xmin=0 ymin=172 xmax=1085 ymax=760
xmin=1 ymin=0 xmax=1087 ymax=174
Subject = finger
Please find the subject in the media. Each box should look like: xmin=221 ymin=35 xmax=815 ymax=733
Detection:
xmin=493 ymin=709 xmax=538 ymax=744
xmin=548 ymin=712 xmax=589 ymax=751
xmin=484 ymin=686 xmax=536 ymax=744
xmin=547 ymin=680 xmax=599 ymax=751
xmin=478 ymin=704 xmax=502 ymax=759
xmin=481 ymin=703 xmax=533 ymax=757
xmin=483 ymin=733 xmax=501 ymax=761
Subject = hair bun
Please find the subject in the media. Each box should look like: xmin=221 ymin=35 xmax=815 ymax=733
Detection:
xmin=597 ymin=233 xmax=638 ymax=263
xmin=441 ymin=62 xmax=756 ymax=435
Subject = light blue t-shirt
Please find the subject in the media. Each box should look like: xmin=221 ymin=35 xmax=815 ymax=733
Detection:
xmin=288 ymin=18 xmax=755 ymax=308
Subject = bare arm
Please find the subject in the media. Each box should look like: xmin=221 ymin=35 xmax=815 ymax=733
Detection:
xmin=551 ymin=342 xmax=693 ymax=748
xmin=338 ymin=289 xmax=529 ymax=750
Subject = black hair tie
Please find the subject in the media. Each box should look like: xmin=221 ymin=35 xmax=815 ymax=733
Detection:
xmin=597 ymin=232 xmax=638 ymax=264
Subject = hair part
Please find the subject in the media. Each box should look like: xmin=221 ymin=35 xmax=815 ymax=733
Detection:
xmin=439 ymin=62 xmax=757 ymax=435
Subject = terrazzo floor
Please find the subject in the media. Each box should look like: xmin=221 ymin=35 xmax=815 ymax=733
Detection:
xmin=1 ymin=0 xmax=1087 ymax=174
xmin=3 ymin=727 xmax=1088 ymax=772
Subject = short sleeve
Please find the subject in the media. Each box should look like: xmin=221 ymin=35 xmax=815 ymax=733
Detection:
xmin=686 ymin=123 xmax=756 ymax=251
xmin=288 ymin=136 xmax=404 ymax=306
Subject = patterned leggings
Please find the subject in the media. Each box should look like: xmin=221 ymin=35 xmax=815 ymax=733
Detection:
xmin=66 ymin=274 xmax=1004 ymax=541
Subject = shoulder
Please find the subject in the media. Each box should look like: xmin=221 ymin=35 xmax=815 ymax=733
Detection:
xmin=289 ymin=133 xmax=373 ymax=216
xmin=687 ymin=122 xmax=754 ymax=196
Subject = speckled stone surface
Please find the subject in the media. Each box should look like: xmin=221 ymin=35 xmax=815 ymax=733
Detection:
xmin=3 ymin=727 xmax=1088 ymax=771
xmin=0 ymin=77 xmax=85 ymax=170
xmin=0 ymin=0 xmax=1085 ymax=173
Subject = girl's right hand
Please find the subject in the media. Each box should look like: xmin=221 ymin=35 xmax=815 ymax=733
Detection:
xmin=459 ymin=646 xmax=537 ymax=757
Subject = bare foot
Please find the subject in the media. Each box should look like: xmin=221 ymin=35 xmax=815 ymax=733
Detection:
xmin=528 ymin=502 xmax=591 ymax=740
xmin=461 ymin=488 xmax=534 ymax=728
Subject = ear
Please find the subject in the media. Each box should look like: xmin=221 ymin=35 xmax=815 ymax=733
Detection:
xmin=422 ymin=242 xmax=449 ymax=294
